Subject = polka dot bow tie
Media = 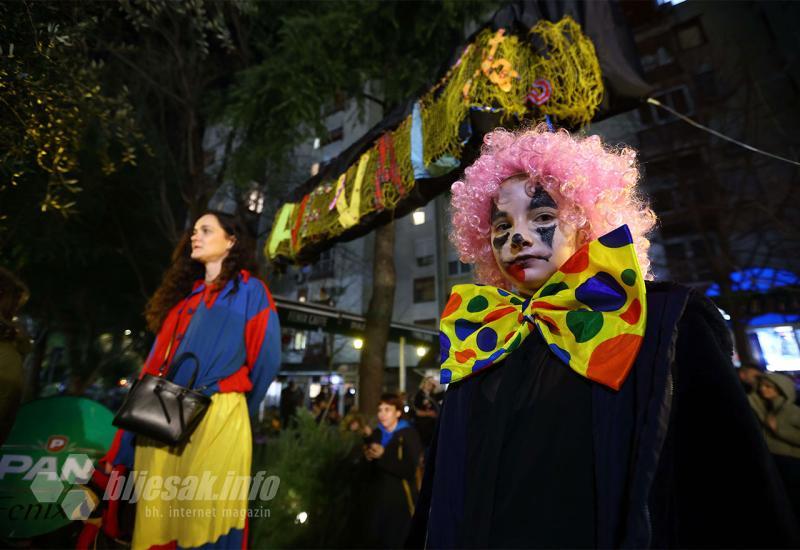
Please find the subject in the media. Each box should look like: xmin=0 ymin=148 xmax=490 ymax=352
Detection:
xmin=439 ymin=225 xmax=647 ymax=391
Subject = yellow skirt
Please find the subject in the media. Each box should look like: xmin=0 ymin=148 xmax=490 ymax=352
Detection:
xmin=131 ymin=392 xmax=251 ymax=550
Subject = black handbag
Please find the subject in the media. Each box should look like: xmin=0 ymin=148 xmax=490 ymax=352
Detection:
xmin=113 ymin=352 xmax=211 ymax=446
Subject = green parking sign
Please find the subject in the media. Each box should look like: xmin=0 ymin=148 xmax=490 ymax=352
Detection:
xmin=0 ymin=396 xmax=116 ymax=538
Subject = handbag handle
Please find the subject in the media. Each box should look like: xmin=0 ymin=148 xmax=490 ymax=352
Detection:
xmin=165 ymin=352 xmax=201 ymax=389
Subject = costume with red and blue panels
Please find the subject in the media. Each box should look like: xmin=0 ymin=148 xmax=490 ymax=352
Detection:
xmin=93 ymin=270 xmax=281 ymax=550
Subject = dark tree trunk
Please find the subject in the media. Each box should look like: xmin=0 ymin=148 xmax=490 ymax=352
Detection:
xmin=731 ymin=315 xmax=751 ymax=365
xmin=187 ymin=111 xmax=214 ymax=220
xmin=719 ymin=278 xmax=752 ymax=364
xmin=359 ymin=220 xmax=396 ymax=418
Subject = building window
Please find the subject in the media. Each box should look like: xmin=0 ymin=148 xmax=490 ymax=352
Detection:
xmin=292 ymin=331 xmax=308 ymax=351
xmin=246 ymin=189 xmax=264 ymax=214
xmin=643 ymin=162 xmax=681 ymax=215
xmin=649 ymin=186 xmax=686 ymax=215
xmin=640 ymin=45 xmax=675 ymax=73
xmin=637 ymin=31 xmax=676 ymax=74
xmin=448 ymin=260 xmax=472 ymax=276
xmin=322 ymin=127 xmax=344 ymax=147
xmin=675 ymin=19 xmax=707 ymax=50
xmin=414 ymin=318 xmax=437 ymax=328
xmin=323 ymin=91 xmax=348 ymax=116
xmin=413 ymin=277 xmax=436 ymax=303
xmin=415 ymin=238 xmax=434 ymax=267
xmin=663 ymin=236 xmax=715 ymax=282
xmin=310 ymin=249 xmax=335 ymax=280
xmin=315 ymin=286 xmax=341 ymax=307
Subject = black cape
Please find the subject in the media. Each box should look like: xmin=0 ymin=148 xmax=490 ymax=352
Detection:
xmin=409 ymin=282 xmax=799 ymax=548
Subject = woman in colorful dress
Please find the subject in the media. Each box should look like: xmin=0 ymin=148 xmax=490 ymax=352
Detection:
xmin=408 ymin=126 xmax=798 ymax=548
xmin=94 ymin=210 xmax=281 ymax=550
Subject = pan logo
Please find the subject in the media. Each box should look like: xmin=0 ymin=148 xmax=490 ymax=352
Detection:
xmin=46 ymin=436 xmax=69 ymax=453
xmin=0 ymin=453 xmax=99 ymax=522
xmin=0 ymin=396 xmax=117 ymax=538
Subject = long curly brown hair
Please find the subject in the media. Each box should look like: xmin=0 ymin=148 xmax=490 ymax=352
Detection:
xmin=144 ymin=210 xmax=258 ymax=333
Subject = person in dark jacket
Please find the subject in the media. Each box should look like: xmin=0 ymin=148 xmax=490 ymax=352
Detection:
xmin=407 ymin=127 xmax=798 ymax=548
xmin=738 ymin=363 xmax=763 ymax=395
xmin=0 ymin=267 xmax=30 ymax=446
xmin=280 ymin=379 xmax=304 ymax=428
xmin=363 ymin=393 xmax=423 ymax=548
xmin=750 ymin=373 xmax=800 ymax=459
xmin=750 ymin=372 xmax=800 ymax=523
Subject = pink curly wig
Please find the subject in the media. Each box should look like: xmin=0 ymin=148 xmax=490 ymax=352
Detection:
xmin=450 ymin=125 xmax=657 ymax=289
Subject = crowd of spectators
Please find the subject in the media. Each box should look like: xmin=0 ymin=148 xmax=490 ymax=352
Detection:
xmin=740 ymin=364 xmax=800 ymax=522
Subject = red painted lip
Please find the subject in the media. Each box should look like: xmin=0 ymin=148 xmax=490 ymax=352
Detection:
xmin=505 ymin=254 xmax=550 ymax=282
xmin=507 ymin=263 xmax=527 ymax=282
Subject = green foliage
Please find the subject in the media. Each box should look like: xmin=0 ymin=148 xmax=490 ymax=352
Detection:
xmin=1 ymin=1 xmax=253 ymax=396
xmin=5 ymin=151 xmax=170 ymax=394
xmin=220 ymin=0 xmax=500 ymax=184
xmin=251 ymin=410 xmax=365 ymax=549
xmin=0 ymin=0 xmax=253 ymax=242
xmin=98 ymin=0 xmax=253 ymax=219
xmin=0 ymin=0 xmax=502 ymax=399
xmin=118 ymin=0 xmax=252 ymax=55
xmin=0 ymin=2 xmax=143 ymax=218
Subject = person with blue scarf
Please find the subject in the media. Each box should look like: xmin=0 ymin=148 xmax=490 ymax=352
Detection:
xmin=362 ymin=393 xmax=423 ymax=548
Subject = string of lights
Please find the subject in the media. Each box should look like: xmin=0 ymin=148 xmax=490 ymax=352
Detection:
xmin=646 ymin=97 xmax=800 ymax=168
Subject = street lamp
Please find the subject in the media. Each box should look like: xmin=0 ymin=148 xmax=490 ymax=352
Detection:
xmin=412 ymin=208 xmax=426 ymax=225
xmin=353 ymin=338 xmax=363 ymax=350
xmin=416 ymin=346 xmax=428 ymax=357
xmin=247 ymin=189 xmax=265 ymax=214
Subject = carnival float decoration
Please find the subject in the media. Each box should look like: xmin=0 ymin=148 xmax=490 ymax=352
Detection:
xmin=266 ymin=16 xmax=607 ymax=265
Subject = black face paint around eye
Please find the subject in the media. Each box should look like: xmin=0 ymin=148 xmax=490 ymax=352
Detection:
xmin=536 ymin=224 xmax=556 ymax=249
xmin=528 ymin=186 xmax=557 ymax=210
xmin=493 ymin=232 xmax=510 ymax=250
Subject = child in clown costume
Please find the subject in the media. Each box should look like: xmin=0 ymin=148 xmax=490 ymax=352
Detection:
xmin=408 ymin=126 xmax=798 ymax=548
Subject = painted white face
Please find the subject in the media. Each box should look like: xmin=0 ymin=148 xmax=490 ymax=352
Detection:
xmin=490 ymin=175 xmax=578 ymax=295
xmin=190 ymin=214 xmax=235 ymax=265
